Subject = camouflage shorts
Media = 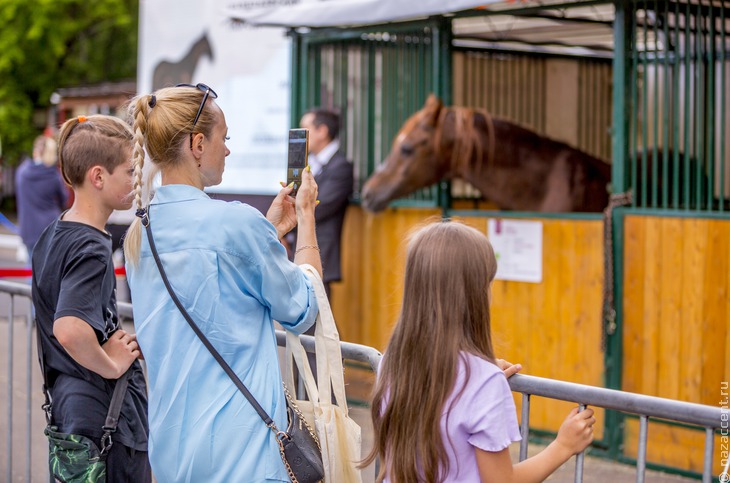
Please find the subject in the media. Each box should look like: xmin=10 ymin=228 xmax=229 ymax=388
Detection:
xmin=45 ymin=426 xmax=106 ymax=483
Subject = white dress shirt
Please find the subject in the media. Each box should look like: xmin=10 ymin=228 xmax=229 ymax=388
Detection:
xmin=308 ymin=139 xmax=340 ymax=176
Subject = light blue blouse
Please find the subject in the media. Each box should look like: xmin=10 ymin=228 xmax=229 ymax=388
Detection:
xmin=126 ymin=185 xmax=318 ymax=482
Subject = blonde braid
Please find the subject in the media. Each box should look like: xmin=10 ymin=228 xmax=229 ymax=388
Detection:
xmin=123 ymin=96 xmax=151 ymax=265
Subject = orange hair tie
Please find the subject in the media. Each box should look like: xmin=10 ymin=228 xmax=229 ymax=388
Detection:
xmin=78 ymin=116 xmax=87 ymax=123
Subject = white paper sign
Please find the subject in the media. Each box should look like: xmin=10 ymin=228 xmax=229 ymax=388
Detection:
xmin=487 ymin=219 xmax=543 ymax=283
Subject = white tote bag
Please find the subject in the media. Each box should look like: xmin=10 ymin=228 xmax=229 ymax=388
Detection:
xmin=283 ymin=264 xmax=362 ymax=483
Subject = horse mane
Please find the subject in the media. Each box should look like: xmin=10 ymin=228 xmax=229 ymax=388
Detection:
xmin=433 ymin=107 xmax=495 ymax=176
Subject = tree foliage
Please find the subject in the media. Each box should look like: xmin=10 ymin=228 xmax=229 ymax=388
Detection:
xmin=0 ymin=0 xmax=138 ymax=164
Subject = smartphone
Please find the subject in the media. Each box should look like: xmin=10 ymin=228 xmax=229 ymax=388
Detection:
xmin=287 ymin=128 xmax=309 ymax=196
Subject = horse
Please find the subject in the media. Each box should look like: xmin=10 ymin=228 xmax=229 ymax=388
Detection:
xmin=361 ymin=95 xmax=612 ymax=213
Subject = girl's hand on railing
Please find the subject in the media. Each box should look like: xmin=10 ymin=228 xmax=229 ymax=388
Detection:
xmin=555 ymin=406 xmax=596 ymax=457
xmin=496 ymin=358 xmax=522 ymax=378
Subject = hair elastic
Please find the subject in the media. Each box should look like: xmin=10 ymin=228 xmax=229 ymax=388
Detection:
xmin=135 ymin=207 xmax=150 ymax=227
xmin=78 ymin=116 xmax=87 ymax=123
xmin=148 ymin=95 xmax=157 ymax=108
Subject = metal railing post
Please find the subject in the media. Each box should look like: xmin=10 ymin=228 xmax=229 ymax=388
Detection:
xmin=635 ymin=415 xmax=649 ymax=483
xmin=25 ymin=299 xmax=33 ymax=482
xmin=6 ymin=295 xmax=14 ymax=483
xmin=519 ymin=393 xmax=530 ymax=461
xmin=574 ymin=403 xmax=586 ymax=483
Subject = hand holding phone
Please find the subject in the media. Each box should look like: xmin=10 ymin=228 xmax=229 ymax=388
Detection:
xmin=287 ymin=128 xmax=309 ymax=196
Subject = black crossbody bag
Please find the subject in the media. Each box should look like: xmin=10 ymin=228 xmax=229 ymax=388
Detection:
xmin=140 ymin=208 xmax=324 ymax=483
xmin=37 ymin=331 xmax=130 ymax=483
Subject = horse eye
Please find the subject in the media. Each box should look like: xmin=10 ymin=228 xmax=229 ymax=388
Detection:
xmin=400 ymin=144 xmax=415 ymax=156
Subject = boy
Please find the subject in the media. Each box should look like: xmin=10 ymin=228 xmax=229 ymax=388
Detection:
xmin=32 ymin=115 xmax=150 ymax=482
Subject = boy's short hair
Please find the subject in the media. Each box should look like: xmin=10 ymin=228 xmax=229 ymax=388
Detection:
xmin=58 ymin=115 xmax=133 ymax=187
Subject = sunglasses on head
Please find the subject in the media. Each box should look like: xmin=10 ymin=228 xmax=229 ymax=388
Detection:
xmin=176 ymin=83 xmax=218 ymax=149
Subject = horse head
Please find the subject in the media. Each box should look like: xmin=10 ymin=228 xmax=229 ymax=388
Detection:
xmin=361 ymin=95 xmax=450 ymax=213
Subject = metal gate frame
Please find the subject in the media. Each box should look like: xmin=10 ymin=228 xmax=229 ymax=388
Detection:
xmin=610 ymin=0 xmax=730 ymax=477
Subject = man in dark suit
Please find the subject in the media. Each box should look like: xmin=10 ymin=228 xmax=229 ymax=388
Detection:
xmin=297 ymin=108 xmax=353 ymax=300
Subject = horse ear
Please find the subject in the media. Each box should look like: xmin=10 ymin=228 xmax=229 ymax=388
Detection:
xmin=420 ymin=94 xmax=443 ymax=127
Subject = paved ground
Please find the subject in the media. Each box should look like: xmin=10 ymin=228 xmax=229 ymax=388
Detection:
xmin=0 ymin=219 xmax=699 ymax=482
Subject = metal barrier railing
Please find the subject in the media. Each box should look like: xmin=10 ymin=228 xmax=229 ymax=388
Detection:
xmin=1 ymin=278 xmax=724 ymax=482
xmin=0 ymin=280 xmax=35 ymax=483
xmin=0 ymin=279 xmax=384 ymax=482
xmin=509 ymin=373 xmax=724 ymax=483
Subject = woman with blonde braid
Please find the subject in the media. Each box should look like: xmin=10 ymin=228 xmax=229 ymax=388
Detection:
xmin=123 ymin=84 xmax=322 ymax=482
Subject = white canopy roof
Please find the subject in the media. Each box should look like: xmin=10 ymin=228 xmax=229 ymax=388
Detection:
xmin=226 ymin=0 xmax=501 ymax=28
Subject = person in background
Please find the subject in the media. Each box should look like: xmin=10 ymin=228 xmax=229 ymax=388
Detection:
xmin=290 ymin=107 xmax=353 ymax=301
xmin=363 ymin=220 xmax=595 ymax=482
xmin=15 ymin=134 xmax=69 ymax=258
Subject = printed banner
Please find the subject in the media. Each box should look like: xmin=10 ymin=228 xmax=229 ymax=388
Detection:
xmin=139 ymin=0 xmax=297 ymax=194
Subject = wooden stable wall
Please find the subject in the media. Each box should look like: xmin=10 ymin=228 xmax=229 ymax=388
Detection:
xmin=622 ymin=214 xmax=730 ymax=473
xmin=330 ymin=206 xmax=441 ymax=350
xmin=331 ymin=206 xmax=606 ymax=436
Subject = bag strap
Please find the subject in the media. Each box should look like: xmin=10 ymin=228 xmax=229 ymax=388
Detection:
xmin=100 ymin=369 xmax=130 ymax=456
xmin=141 ymin=209 xmax=278 ymax=432
xmin=35 ymin=326 xmax=53 ymax=423
xmin=304 ymin=265 xmax=348 ymax=410
xmin=285 ymin=265 xmax=348 ymax=413
xmin=35 ymin=321 xmax=131 ymax=454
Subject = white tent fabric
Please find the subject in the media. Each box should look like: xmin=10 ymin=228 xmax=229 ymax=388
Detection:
xmin=226 ymin=0 xmax=501 ymax=28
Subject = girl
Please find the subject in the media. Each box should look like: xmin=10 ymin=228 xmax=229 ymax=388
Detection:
xmin=365 ymin=220 xmax=595 ymax=482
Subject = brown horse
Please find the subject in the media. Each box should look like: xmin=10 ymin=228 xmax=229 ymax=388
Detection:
xmin=361 ymin=95 xmax=612 ymax=213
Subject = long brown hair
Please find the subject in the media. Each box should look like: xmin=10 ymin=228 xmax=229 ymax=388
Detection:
xmin=123 ymin=86 xmax=219 ymax=264
xmin=364 ymin=220 xmax=498 ymax=482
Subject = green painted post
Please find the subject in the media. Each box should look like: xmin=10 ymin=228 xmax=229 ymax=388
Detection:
xmin=640 ymin=0 xmax=648 ymax=208
xmin=313 ymin=47 xmax=322 ymax=108
xmin=630 ymin=7 xmax=639 ymax=204
xmin=695 ymin=8 xmax=704 ymax=211
xmin=719 ymin=4 xmax=727 ymax=211
xmin=607 ymin=0 xmax=633 ymax=461
xmin=684 ymin=0 xmax=691 ymax=210
xmin=612 ymin=1 xmax=630 ymax=195
xmin=708 ymin=3 xmax=715 ymax=211
xmin=434 ymin=16 xmax=452 ymax=212
xmin=290 ymin=30 xmax=301 ymax=128
xmin=367 ymin=42 xmax=376 ymax=178
xmin=672 ymin=0 xmax=680 ymax=209
xmin=651 ymin=5 xmax=659 ymax=208
xmin=660 ymin=0 xmax=668 ymax=209
xmin=300 ymin=37 xmax=310 ymax=125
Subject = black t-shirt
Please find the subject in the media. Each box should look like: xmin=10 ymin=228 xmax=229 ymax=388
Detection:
xmin=32 ymin=217 xmax=148 ymax=451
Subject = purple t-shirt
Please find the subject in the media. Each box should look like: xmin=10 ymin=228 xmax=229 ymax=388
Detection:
xmin=385 ymin=352 xmax=521 ymax=482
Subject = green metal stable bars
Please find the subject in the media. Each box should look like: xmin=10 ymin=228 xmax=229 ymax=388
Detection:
xmin=624 ymin=0 xmax=730 ymax=212
xmin=610 ymin=1 xmax=730 ymax=479
xmin=288 ymin=18 xmax=452 ymax=203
